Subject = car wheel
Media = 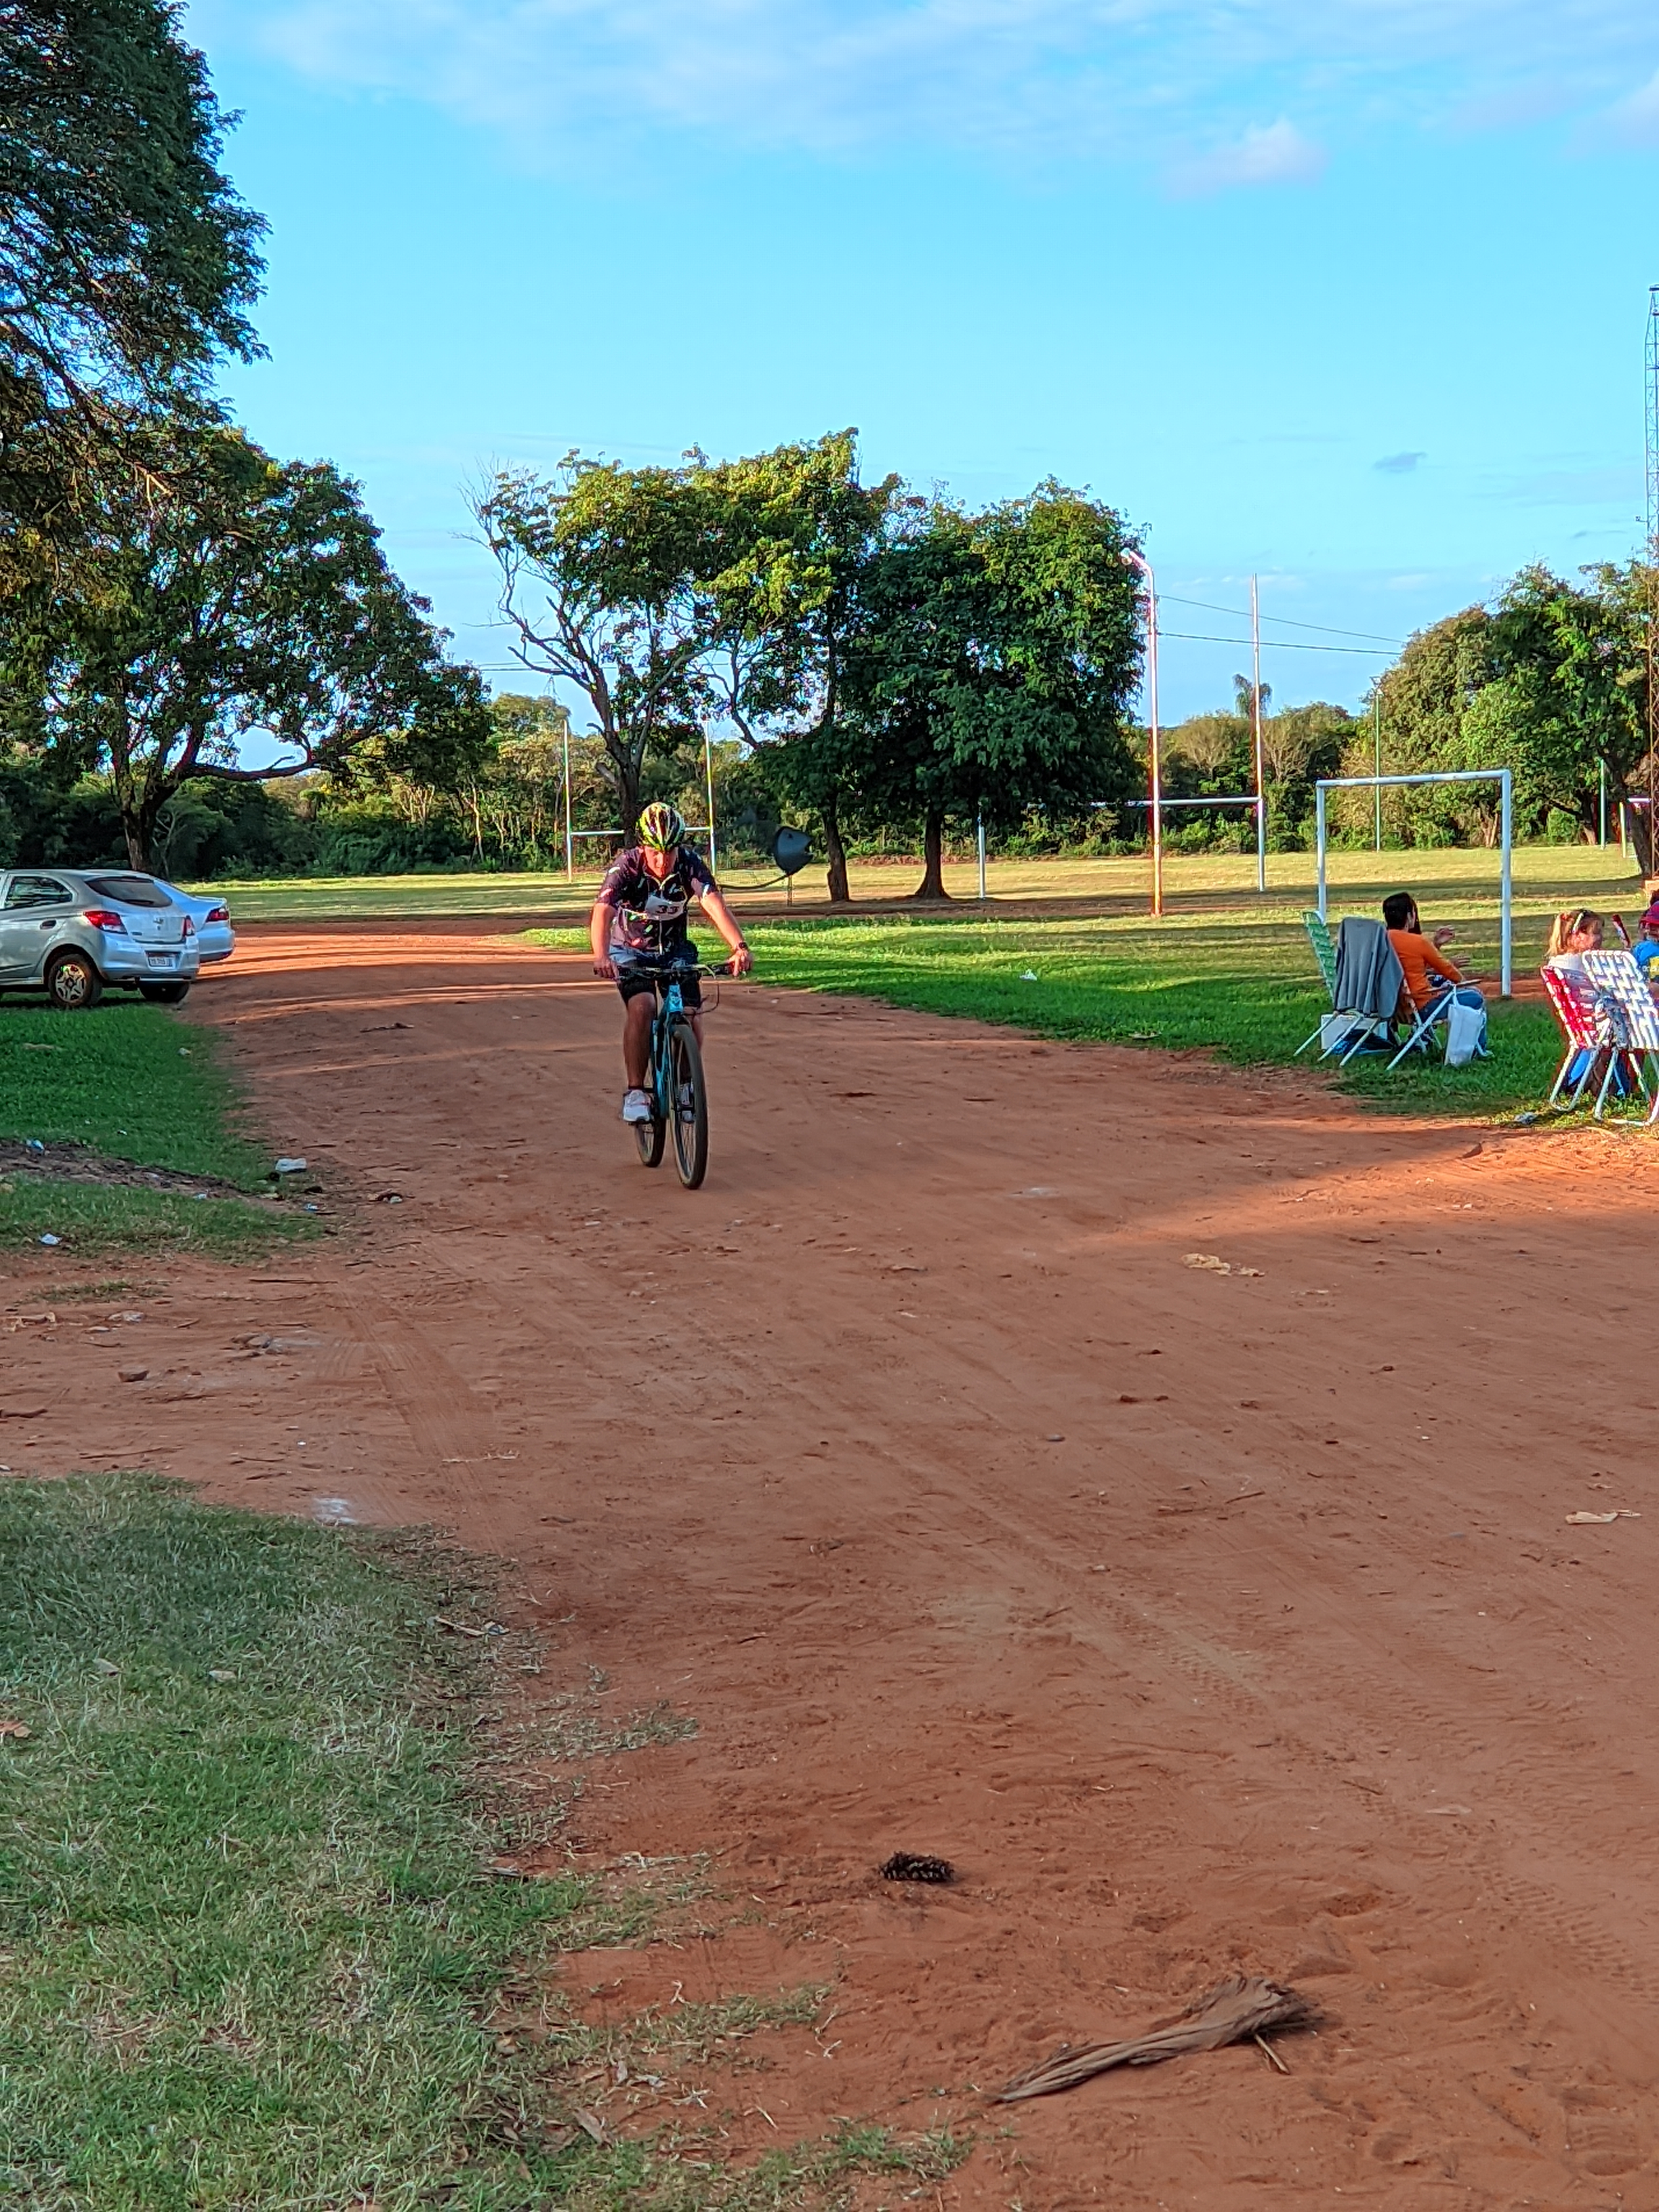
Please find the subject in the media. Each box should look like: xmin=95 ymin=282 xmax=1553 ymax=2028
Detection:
xmin=138 ymin=980 xmax=191 ymax=1004
xmin=44 ymin=950 xmax=103 ymax=1010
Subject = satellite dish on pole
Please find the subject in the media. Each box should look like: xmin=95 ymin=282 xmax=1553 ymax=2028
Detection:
xmin=771 ymin=826 xmax=811 ymax=878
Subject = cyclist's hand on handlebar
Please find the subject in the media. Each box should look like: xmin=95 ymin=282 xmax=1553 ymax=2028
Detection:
xmin=729 ymin=944 xmax=754 ymax=977
xmin=593 ymin=955 xmax=617 ymax=980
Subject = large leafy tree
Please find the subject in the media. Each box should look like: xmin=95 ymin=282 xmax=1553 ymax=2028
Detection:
xmin=1372 ymin=565 xmax=1656 ymax=855
xmin=6 ymin=425 xmax=488 ymax=865
xmin=698 ymin=430 xmax=903 ymax=900
xmin=1 ymin=0 xmax=266 ymax=586
xmin=839 ymin=487 xmax=1143 ymax=897
xmin=475 ymin=455 xmax=719 ymax=834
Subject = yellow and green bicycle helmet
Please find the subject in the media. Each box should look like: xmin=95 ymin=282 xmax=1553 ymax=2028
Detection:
xmin=637 ymin=802 xmax=685 ymax=851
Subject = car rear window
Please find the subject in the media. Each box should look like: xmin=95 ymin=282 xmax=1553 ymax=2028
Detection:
xmin=85 ymin=875 xmax=172 ymax=908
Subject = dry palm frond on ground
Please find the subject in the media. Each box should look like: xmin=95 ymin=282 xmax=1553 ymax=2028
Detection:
xmin=996 ymin=1974 xmax=1317 ymax=2101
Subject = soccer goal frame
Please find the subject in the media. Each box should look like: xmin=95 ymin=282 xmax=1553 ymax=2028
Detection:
xmin=1314 ymin=769 xmax=1513 ymax=998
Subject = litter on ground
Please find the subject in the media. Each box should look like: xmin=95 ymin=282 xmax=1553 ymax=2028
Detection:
xmin=996 ymin=1974 xmax=1315 ymax=2101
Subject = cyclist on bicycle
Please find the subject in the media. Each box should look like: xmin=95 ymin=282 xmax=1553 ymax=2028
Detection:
xmin=590 ymin=800 xmax=752 ymax=1125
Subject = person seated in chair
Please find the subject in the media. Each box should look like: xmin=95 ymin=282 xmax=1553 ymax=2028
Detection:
xmin=1383 ymin=891 xmax=1488 ymax=1052
xmin=1629 ymin=903 xmax=1659 ymax=986
xmin=1546 ymin=908 xmax=1635 ymax=1096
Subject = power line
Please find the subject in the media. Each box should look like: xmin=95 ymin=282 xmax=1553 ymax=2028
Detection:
xmin=1160 ymin=594 xmax=1404 ymax=645
xmin=1159 ymin=629 xmax=1395 ymax=658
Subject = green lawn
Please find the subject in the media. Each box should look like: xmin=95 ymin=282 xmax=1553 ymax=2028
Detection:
xmin=197 ymin=839 xmax=1646 ymax=926
xmin=0 ymin=1003 xmax=311 ymax=1258
xmin=525 ymin=842 xmax=1645 ymax=1118
xmin=0 ymin=1475 xmax=964 ymax=2211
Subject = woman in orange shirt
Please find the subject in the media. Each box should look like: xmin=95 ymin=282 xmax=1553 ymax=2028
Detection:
xmin=1382 ymin=891 xmax=1488 ymax=1050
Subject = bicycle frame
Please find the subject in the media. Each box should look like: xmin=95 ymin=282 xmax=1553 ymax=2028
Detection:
xmin=647 ymin=975 xmax=693 ymax=1120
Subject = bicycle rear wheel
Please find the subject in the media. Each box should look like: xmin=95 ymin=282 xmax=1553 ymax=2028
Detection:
xmin=668 ymin=1020 xmax=709 ymax=1189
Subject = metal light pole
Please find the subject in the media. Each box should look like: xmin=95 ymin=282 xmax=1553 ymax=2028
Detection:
xmin=562 ymin=717 xmax=573 ymax=879
xmin=1122 ymin=548 xmax=1162 ymax=916
xmin=1372 ymin=693 xmax=1382 ymax=852
xmin=1250 ymin=575 xmax=1266 ymax=893
xmin=703 ymin=729 xmax=718 ymax=876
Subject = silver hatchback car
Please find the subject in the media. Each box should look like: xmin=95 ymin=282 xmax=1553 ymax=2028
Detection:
xmin=0 ymin=869 xmax=202 ymax=1009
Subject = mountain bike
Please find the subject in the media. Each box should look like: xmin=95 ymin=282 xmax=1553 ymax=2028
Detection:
xmin=632 ymin=961 xmax=733 ymax=1189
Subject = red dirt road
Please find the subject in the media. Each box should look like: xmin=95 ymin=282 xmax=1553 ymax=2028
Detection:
xmin=8 ymin=917 xmax=1659 ymax=2208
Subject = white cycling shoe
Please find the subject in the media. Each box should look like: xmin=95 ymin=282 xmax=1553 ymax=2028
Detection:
xmin=621 ymin=1088 xmax=652 ymax=1124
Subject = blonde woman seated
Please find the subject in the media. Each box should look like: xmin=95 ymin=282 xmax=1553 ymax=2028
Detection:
xmin=1544 ymin=907 xmax=1604 ymax=980
xmin=1545 ymin=909 xmax=1633 ymax=1097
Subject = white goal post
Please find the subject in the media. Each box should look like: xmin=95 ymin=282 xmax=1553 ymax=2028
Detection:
xmin=1314 ymin=769 xmax=1513 ymax=999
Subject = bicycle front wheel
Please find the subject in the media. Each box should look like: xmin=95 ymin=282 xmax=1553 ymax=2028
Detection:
xmin=668 ymin=1020 xmax=709 ymax=1189
xmin=634 ymin=1064 xmax=666 ymax=1168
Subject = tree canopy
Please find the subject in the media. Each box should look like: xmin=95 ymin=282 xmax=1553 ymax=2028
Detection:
xmin=836 ymin=487 xmax=1143 ymax=895
xmin=1366 ymin=562 xmax=1656 ymax=857
xmin=4 ymin=424 xmax=488 ymax=865
xmin=1 ymin=0 xmax=266 ymax=589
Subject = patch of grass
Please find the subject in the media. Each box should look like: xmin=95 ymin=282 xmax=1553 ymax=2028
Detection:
xmin=0 ymin=1477 xmax=971 ymax=2211
xmin=0 ymin=1180 xmax=314 ymax=1261
xmin=550 ymin=2122 xmax=971 ymax=2211
xmin=733 ymin=912 xmax=1573 ymax=1118
xmin=203 ymin=838 xmax=1644 ymax=924
xmin=0 ymin=999 xmax=316 ymax=1258
xmin=0 ymin=1003 xmax=268 ymax=1186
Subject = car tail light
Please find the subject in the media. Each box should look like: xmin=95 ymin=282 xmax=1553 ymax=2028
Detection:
xmin=207 ymin=905 xmax=229 ymax=923
xmin=83 ymin=909 xmax=127 ymax=931
xmin=181 ymin=916 xmax=194 ymax=936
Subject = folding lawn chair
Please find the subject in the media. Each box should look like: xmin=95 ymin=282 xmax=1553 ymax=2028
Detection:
xmin=1293 ymin=910 xmax=1340 ymax=1057
xmin=1580 ymin=949 xmax=1659 ymax=1121
xmin=1323 ymin=916 xmax=1408 ymax=1067
xmin=1540 ymin=966 xmax=1610 ymax=1109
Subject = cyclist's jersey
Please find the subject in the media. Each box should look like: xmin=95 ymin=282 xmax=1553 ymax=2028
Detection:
xmin=598 ymin=844 xmax=715 ymax=960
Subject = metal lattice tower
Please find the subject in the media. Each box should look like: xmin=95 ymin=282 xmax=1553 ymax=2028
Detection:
xmin=1647 ymin=289 xmax=1659 ymax=857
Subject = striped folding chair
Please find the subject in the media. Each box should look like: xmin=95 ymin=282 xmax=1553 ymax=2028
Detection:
xmin=1581 ymin=950 xmax=1659 ymax=1120
xmin=1540 ymin=966 xmax=1610 ymax=1109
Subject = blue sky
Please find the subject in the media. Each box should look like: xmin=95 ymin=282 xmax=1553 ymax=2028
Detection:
xmin=187 ymin=0 xmax=1659 ymax=726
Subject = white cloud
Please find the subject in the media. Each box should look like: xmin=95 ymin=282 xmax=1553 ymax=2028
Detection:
xmin=1169 ymin=119 xmax=1327 ymax=194
xmin=1605 ymin=66 xmax=1659 ymax=143
xmin=193 ymin=0 xmax=1659 ymax=176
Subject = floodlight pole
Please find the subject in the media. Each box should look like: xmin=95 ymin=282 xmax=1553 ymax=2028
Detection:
xmin=1499 ymin=769 xmax=1513 ymax=996
xmin=562 ymin=719 xmax=573 ymax=879
xmin=703 ymin=729 xmax=718 ymax=876
xmin=977 ymin=815 xmax=987 ymax=901
xmin=1251 ymin=576 xmax=1267 ymax=893
xmin=1122 ymin=549 xmax=1162 ymax=915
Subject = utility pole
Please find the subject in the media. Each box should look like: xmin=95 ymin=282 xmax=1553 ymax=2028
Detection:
xmin=1373 ymin=691 xmax=1383 ymax=852
xmin=1124 ymin=550 xmax=1159 ymax=916
xmin=1250 ymin=575 xmax=1266 ymax=893
xmin=1646 ymin=287 xmax=1659 ymax=884
xmin=562 ymin=716 xmax=573 ymax=879
xmin=1122 ymin=549 xmax=1162 ymax=916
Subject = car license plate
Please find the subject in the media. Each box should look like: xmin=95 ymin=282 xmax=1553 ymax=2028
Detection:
xmin=147 ymin=951 xmax=177 ymax=967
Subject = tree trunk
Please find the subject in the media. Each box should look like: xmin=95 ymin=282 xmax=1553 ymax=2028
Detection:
xmin=1625 ymin=790 xmax=1656 ymax=876
xmin=123 ymin=786 xmax=167 ymax=872
xmin=822 ymin=791 xmax=850 ymax=903
xmin=912 ymin=809 xmax=949 ymax=900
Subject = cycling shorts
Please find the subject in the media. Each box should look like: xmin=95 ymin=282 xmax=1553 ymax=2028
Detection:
xmin=615 ymin=959 xmax=701 ymax=1010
